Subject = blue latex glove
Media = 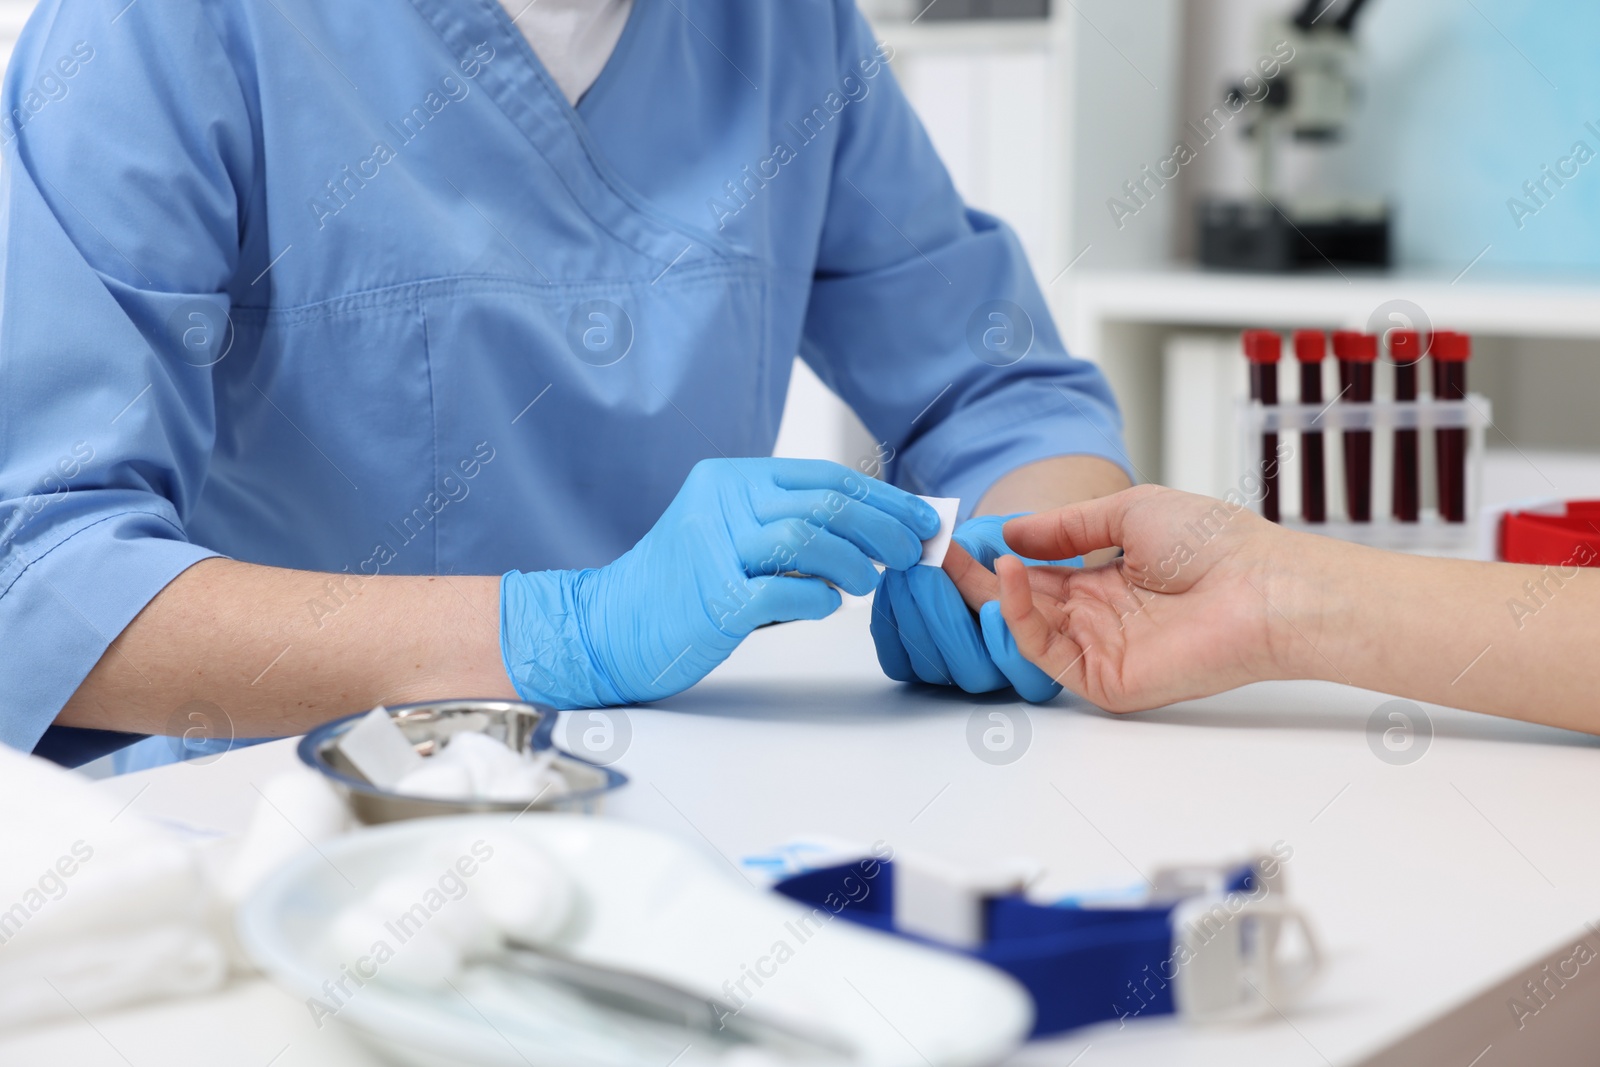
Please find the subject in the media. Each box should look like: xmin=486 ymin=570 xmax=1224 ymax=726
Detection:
xmin=870 ymin=514 xmax=1078 ymax=702
xmin=501 ymin=458 xmax=939 ymax=708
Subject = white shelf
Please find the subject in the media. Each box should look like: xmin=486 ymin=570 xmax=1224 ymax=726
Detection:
xmin=869 ymin=17 xmax=1056 ymax=54
xmin=1064 ymin=267 xmax=1600 ymax=343
xmin=1060 ymin=266 xmax=1600 ymax=500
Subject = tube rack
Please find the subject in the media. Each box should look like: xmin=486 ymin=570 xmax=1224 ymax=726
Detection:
xmin=1235 ymin=394 xmax=1492 ymax=554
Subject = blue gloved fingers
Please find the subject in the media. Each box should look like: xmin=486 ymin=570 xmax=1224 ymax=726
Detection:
xmin=904 ymin=566 xmax=1009 ymax=693
xmin=736 ymin=520 xmax=880 ymax=596
xmin=512 ymin=458 xmax=916 ymax=711
xmin=884 ymin=569 xmax=953 ymax=685
xmin=767 ymin=459 xmax=940 ymax=539
xmin=869 ymin=572 xmax=917 ymax=683
xmin=979 ymin=600 xmax=1065 ymax=703
xmin=953 ymin=513 xmax=1085 ymax=571
xmin=718 ymin=574 xmax=843 ymax=636
xmin=951 ymin=514 xmax=1015 ymax=570
xmin=759 ymin=491 xmax=924 ymax=571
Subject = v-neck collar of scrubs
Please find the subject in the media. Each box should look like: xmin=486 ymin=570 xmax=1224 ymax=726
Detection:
xmin=570 ymin=0 xmax=644 ymax=119
xmin=408 ymin=0 xmax=743 ymax=266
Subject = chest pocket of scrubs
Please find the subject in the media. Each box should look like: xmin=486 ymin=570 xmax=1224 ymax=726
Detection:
xmin=423 ymin=259 xmax=773 ymax=573
xmin=366 ymin=0 xmax=781 ymax=572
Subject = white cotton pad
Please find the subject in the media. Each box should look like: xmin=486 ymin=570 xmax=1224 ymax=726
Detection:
xmin=336 ymin=707 xmax=423 ymax=789
xmin=917 ymin=496 xmax=961 ymax=567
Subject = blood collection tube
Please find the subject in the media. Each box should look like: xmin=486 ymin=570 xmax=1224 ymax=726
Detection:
xmin=1293 ymin=330 xmax=1326 ymax=523
xmin=1430 ymin=330 xmax=1471 ymax=523
xmin=1332 ymin=330 xmax=1376 ymax=523
xmin=1242 ymin=330 xmax=1281 ymax=523
xmin=1389 ymin=329 xmax=1423 ymax=522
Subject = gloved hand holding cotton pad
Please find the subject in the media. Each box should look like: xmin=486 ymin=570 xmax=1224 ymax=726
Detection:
xmin=917 ymin=496 xmax=961 ymax=567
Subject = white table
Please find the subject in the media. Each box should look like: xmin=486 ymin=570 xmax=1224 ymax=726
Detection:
xmin=8 ymin=599 xmax=1600 ymax=1066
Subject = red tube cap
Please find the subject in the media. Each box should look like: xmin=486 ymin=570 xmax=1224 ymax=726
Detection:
xmin=1242 ymin=330 xmax=1281 ymax=364
xmin=1430 ymin=330 xmax=1472 ymax=362
xmin=1332 ymin=330 xmax=1377 ymax=363
xmin=1388 ymin=329 xmax=1425 ymax=365
xmin=1292 ymin=330 xmax=1325 ymax=363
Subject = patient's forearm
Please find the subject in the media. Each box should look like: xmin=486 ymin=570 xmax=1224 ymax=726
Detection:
xmin=1292 ymin=537 xmax=1600 ymax=732
xmin=57 ymin=558 xmax=515 ymax=738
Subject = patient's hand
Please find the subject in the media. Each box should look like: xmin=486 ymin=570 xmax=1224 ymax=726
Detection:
xmin=946 ymin=485 xmax=1313 ymax=712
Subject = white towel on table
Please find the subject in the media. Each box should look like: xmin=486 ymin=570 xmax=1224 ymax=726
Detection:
xmin=0 ymin=743 xmax=228 ymax=1029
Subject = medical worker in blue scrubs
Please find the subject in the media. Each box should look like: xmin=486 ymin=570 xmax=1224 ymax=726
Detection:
xmin=0 ymin=0 xmax=1130 ymax=769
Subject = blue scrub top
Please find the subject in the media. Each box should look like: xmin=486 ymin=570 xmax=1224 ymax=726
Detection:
xmin=0 ymin=0 xmax=1129 ymax=767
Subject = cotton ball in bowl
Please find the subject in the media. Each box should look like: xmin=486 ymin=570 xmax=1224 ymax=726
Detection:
xmin=470 ymin=835 xmax=576 ymax=946
xmin=394 ymin=760 xmax=473 ymax=800
xmin=326 ymin=894 xmax=462 ymax=990
xmin=329 ymin=901 xmax=392 ymax=964
xmin=482 ymin=750 xmax=569 ymax=804
xmin=372 ymin=869 xmax=501 ymax=958
xmin=440 ymin=731 xmax=529 ymax=790
xmin=376 ymin=922 xmax=462 ymax=989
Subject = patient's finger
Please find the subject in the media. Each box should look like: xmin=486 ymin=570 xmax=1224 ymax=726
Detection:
xmin=996 ymin=555 xmax=1085 ymax=688
xmin=1003 ymin=489 xmax=1140 ymax=562
xmin=944 ymin=541 xmax=1000 ymax=613
xmin=995 ymin=555 xmax=1043 ymax=648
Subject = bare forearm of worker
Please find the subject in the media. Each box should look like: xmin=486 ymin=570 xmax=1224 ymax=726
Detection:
xmin=56 ymin=558 xmax=516 ymax=738
xmin=1295 ymin=538 xmax=1600 ymax=732
xmin=972 ymin=455 xmax=1130 ymax=516
xmin=972 ymin=455 xmax=1130 ymax=565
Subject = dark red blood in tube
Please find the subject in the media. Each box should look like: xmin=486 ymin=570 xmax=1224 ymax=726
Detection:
xmin=1332 ymin=331 xmax=1377 ymax=523
xmin=1243 ymin=330 xmax=1282 ymax=523
xmin=1431 ymin=331 xmax=1471 ymax=523
xmin=1293 ymin=330 xmax=1327 ymax=524
xmin=1389 ymin=329 xmax=1423 ymax=523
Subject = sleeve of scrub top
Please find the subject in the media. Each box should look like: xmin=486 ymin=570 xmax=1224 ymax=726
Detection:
xmin=798 ymin=1 xmax=1133 ymax=514
xmin=0 ymin=5 xmax=253 ymax=761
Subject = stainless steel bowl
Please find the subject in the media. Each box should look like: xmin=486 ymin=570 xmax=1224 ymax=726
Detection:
xmin=298 ymin=698 xmax=628 ymax=825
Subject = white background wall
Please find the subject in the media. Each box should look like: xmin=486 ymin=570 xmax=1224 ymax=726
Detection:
xmin=779 ymin=2 xmax=1183 ymax=467
xmin=0 ymin=0 xmax=29 ymax=68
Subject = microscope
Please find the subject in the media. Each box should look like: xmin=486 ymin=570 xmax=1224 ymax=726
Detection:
xmin=1197 ymin=0 xmax=1391 ymax=272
